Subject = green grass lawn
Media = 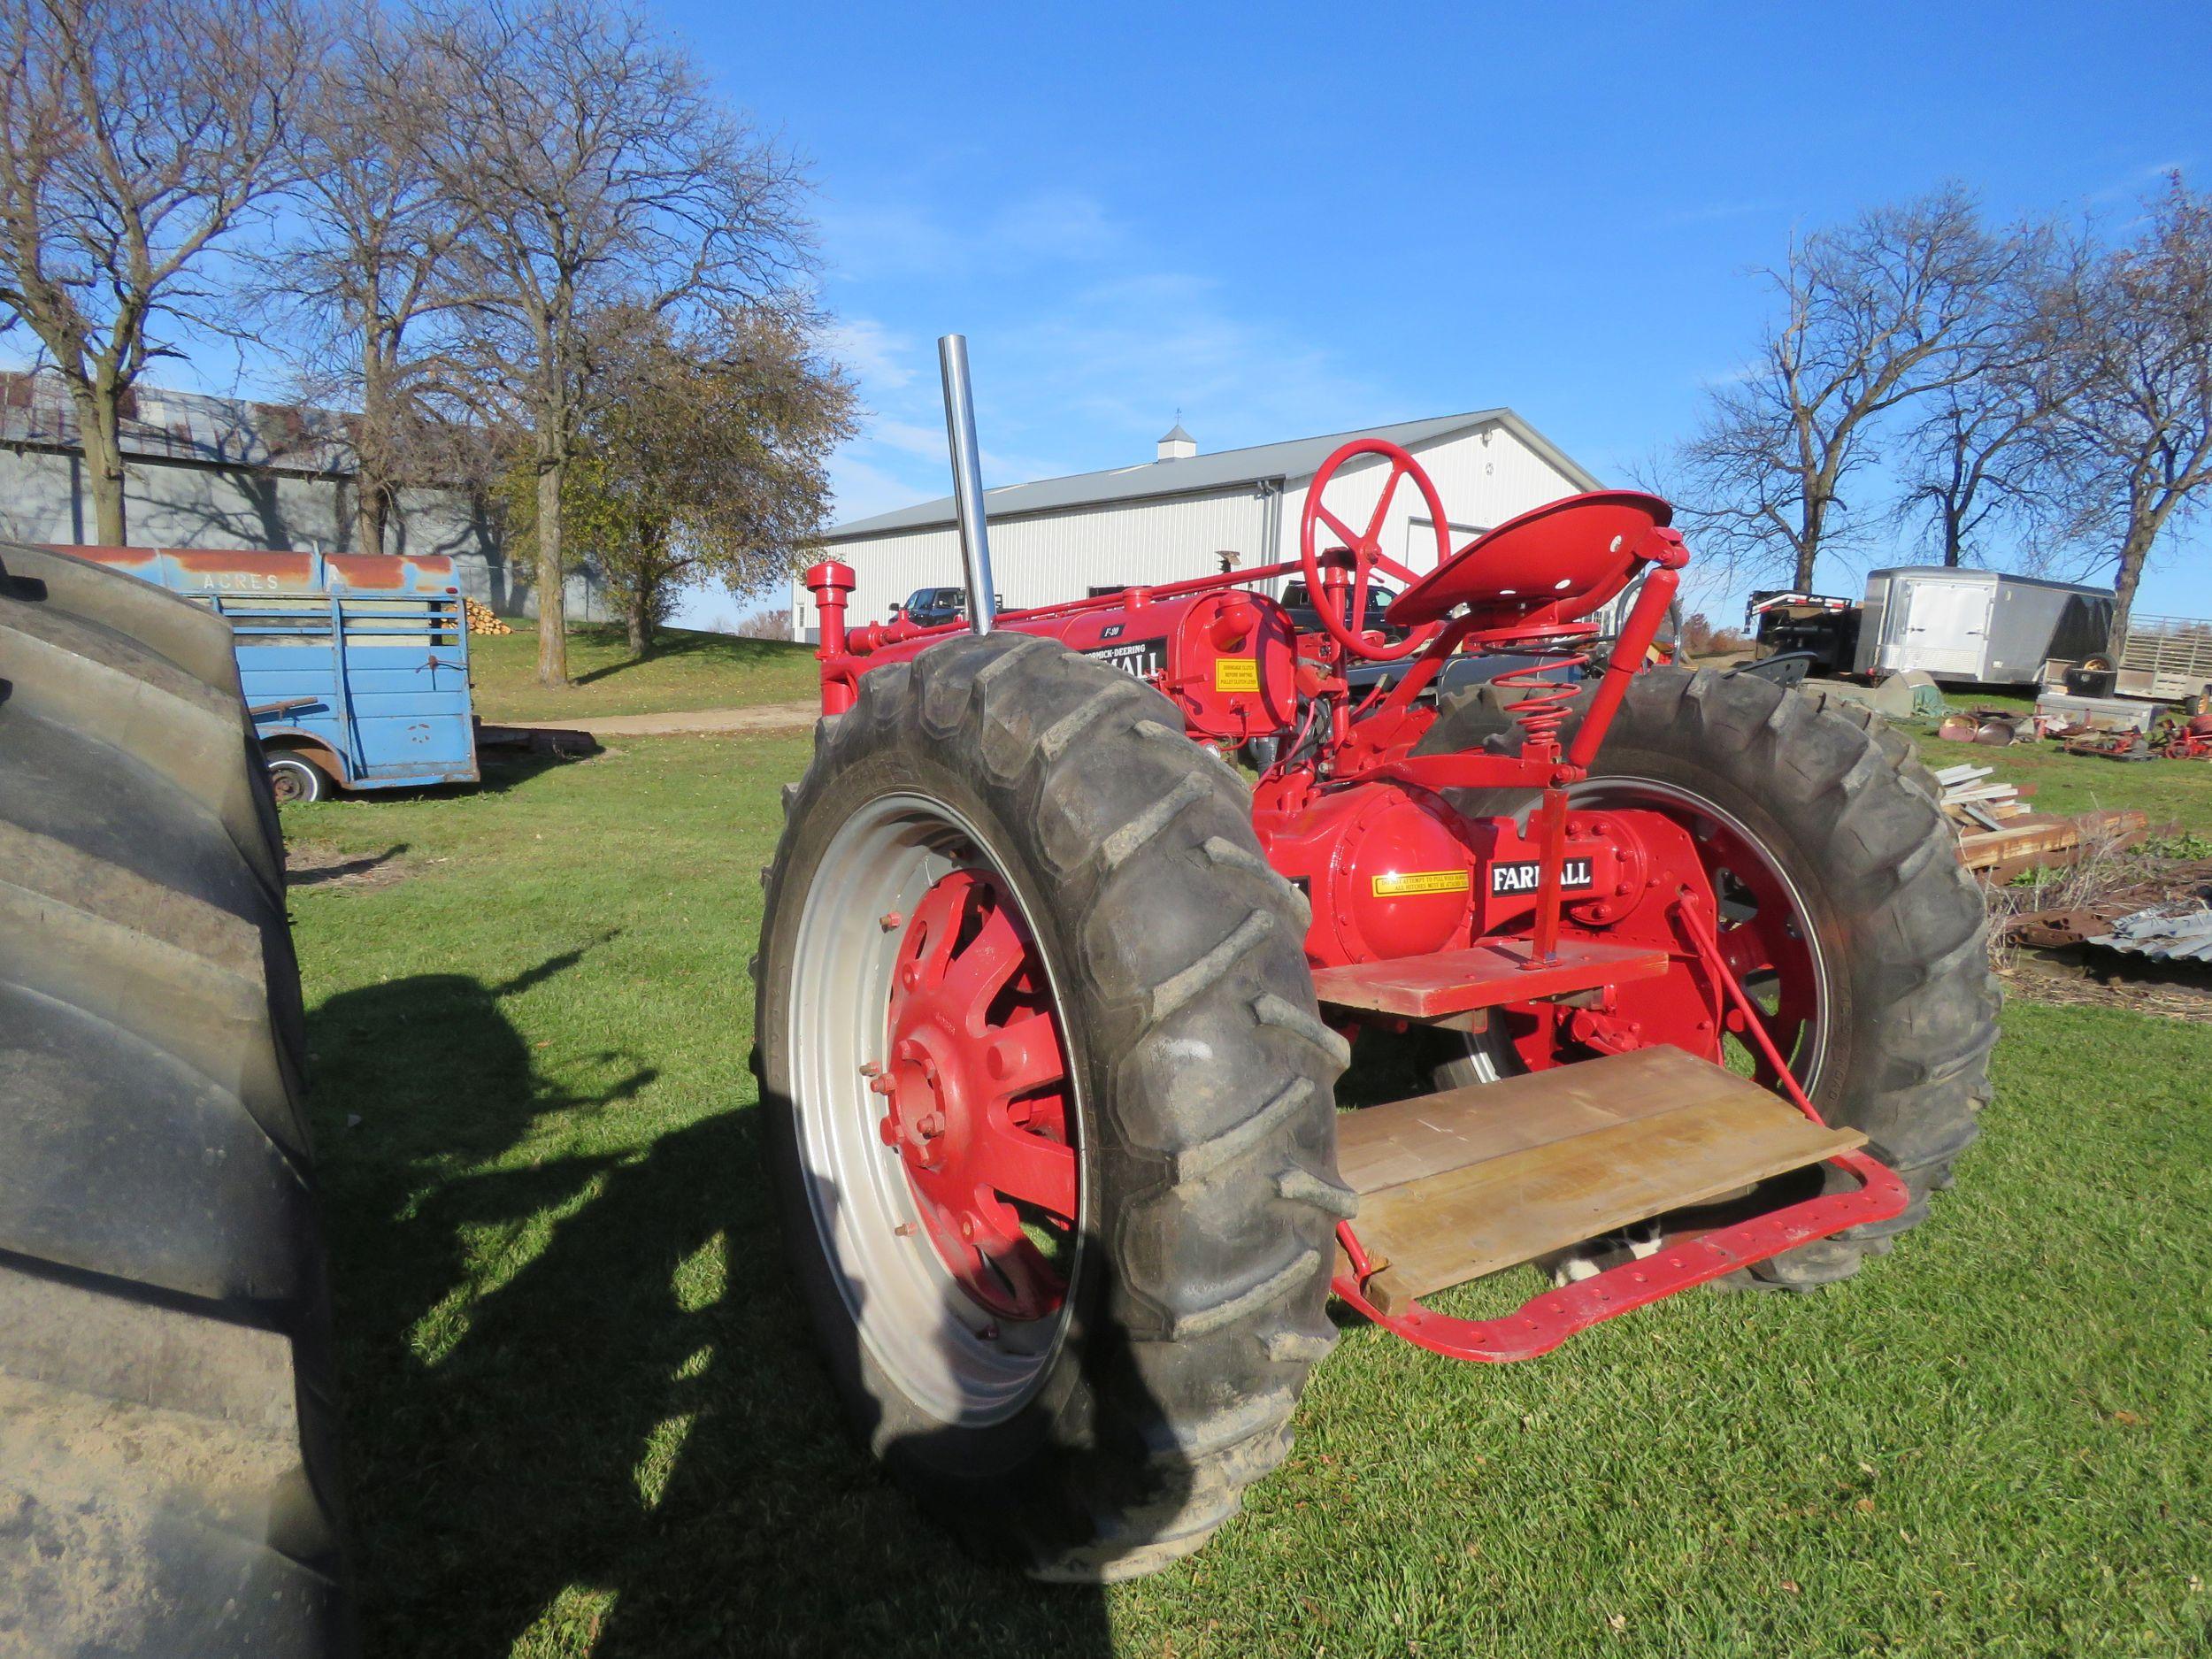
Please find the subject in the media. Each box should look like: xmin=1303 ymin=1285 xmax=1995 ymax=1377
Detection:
xmin=286 ymin=739 xmax=2210 ymax=1659
xmin=470 ymin=624 xmax=818 ymax=721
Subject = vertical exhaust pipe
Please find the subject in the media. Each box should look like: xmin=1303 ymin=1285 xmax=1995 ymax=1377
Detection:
xmin=937 ymin=334 xmax=997 ymax=635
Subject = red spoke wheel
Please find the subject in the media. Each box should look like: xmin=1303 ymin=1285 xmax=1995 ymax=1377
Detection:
xmin=879 ymin=868 xmax=1078 ymax=1322
xmin=1297 ymin=438 xmax=1449 ymax=662
xmin=1414 ymin=666 xmax=1996 ymax=1292
xmin=1494 ymin=790 xmax=1828 ymax=1094
xmin=757 ymin=633 xmax=1349 ymax=1578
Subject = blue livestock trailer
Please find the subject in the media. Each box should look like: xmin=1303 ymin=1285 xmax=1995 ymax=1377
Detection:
xmin=67 ymin=545 xmax=480 ymax=801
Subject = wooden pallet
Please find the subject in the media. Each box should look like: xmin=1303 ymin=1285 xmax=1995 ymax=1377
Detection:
xmin=1336 ymin=1046 xmax=1863 ymax=1314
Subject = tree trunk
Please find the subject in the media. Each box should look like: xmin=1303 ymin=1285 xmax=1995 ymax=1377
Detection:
xmin=1792 ymin=494 xmax=1825 ymax=592
xmin=71 ymin=384 xmax=128 ymax=544
xmin=625 ymin=590 xmax=650 ymax=655
xmin=535 ymin=459 xmax=568 ymax=687
xmin=356 ymin=340 xmax=386 ymax=556
xmin=354 ymin=478 xmax=388 ymax=558
xmin=2108 ymin=522 xmax=2155 ymax=653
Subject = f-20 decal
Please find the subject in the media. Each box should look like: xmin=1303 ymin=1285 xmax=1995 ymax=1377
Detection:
xmin=1490 ymin=857 xmax=1594 ymax=895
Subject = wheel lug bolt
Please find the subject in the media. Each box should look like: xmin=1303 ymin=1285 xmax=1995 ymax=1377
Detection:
xmin=894 ymin=1221 xmax=916 ymax=1236
xmin=900 ymin=964 xmax=920 ymax=989
xmin=918 ymin=1112 xmax=944 ymax=1137
xmin=879 ymin=910 xmax=903 ymax=931
xmin=878 ymin=1114 xmax=898 ymax=1144
xmin=858 ymin=1061 xmax=880 ymax=1078
xmin=959 ymin=1217 xmax=974 ymax=1240
xmin=870 ymin=1074 xmax=895 ymax=1095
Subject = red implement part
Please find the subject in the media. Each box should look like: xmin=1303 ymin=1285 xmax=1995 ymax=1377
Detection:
xmin=880 ymin=869 xmax=1078 ymax=1322
xmin=1330 ymin=1148 xmax=1908 ymax=1362
xmin=1309 ymin=936 xmax=1671 ymax=1019
xmin=1329 ymin=893 xmax=1908 ymax=1362
xmin=1298 ymin=439 xmax=1449 ymax=662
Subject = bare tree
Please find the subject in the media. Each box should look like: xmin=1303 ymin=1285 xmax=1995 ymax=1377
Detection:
xmin=0 ymin=0 xmax=313 ymax=542
xmin=1665 ymin=189 xmax=2032 ymax=592
xmin=1889 ymin=226 xmax=2088 ymax=568
xmin=415 ymin=0 xmax=813 ymax=687
xmin=526 ymin=302 xmax=855 ymax=653
xmin=2038 ymin=175 xmax=2212 ymax=648
xmin=271 ymin=3 xmax=474 ymax=557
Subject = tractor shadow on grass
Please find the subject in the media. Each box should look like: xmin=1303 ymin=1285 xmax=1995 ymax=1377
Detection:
xmin=309 ymin=953 xmax=1120 ymax=1659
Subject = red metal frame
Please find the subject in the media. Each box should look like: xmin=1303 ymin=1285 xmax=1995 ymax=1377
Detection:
xmin=1327 ymin=889 xmax=1908 ymax=1363
xmin=810 ymin=449 xmax=1909 ymax=1365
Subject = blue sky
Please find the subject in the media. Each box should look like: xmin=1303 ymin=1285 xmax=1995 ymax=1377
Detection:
xmin=664 ymin=0 xmax=2210 ymax=628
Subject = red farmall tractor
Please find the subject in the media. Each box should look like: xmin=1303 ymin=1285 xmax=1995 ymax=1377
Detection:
xmin=754 ymin=339 xmax=1995 ymax=1579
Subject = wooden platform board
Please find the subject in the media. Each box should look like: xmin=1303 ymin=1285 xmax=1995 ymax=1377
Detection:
xmin=1337 ymin=1046 xmax=1863 ymax=1311
xmin=1310 ymin=937 xmax=1671 ymax=1020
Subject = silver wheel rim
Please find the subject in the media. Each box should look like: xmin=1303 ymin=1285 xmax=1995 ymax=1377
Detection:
xmin=787 ymin=791 xmax=1082 ymax=1426
xmin=268 ymin=758 xmax=314 ymax=803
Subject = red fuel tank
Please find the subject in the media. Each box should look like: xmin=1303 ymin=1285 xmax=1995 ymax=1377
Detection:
xmin=850 ymin=587 xmax=1300 ymax=746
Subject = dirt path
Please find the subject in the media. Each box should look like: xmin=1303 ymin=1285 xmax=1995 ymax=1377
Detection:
xmin=492 ymin=702 xmax=818 ymax=737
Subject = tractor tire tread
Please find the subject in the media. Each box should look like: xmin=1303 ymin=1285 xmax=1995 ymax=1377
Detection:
xmin=758 ymin=634 xmax=1345 ymax=1580
xmin=0 ymin=541 xmax=346 ymax=1654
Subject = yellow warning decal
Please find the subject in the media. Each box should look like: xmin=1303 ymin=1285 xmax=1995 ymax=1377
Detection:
xmin=1214 ymin=656 xmax=1260 ymax=692
xmin=1371 ymin=868 xmax=1471 ymax=898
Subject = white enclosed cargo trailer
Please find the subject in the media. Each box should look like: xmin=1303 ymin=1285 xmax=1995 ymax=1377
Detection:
xmin=1853 ymin=567 xmax=2113 ymax=685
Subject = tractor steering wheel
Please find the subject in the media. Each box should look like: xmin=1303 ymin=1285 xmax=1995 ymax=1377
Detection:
xmin=1298 ymin=439 xmax=1451 ymax=662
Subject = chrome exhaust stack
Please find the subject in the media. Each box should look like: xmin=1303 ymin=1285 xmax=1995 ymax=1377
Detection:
xmin=936 ymin=334 xmax=998 ymax=635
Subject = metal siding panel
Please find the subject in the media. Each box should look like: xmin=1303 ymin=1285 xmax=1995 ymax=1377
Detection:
xmin=796 ymin=490 xmax=1267 ymax=635
xmin=799 ymin=422 xmax=1588 ymax=632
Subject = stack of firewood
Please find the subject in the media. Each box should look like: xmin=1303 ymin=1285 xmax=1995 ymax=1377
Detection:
xmin=464 ymin=596 xmax=511 ymax=636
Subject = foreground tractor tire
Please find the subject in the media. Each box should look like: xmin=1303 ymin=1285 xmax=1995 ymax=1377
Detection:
xmin=1419 ymin=664 xmax=1997 ymax=1288
xmin=755 ymin=634 xmax=1351 ymax=1579
xmin=0 ymin=544 xmax=349 ymax=1655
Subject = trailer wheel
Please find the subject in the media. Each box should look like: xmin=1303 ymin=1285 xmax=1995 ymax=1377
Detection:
xmin=0 ymin=543 xmax=348 ymax=1653
xmin=266 ymin=749 xmax=332 ymax=804
xmin=1417 ymin=665 xmax=1996 ymax=1288
xmin=756 ymin=634 xmax=1349 ymax=1579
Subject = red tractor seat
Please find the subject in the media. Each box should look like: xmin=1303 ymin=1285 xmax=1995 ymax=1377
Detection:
xmin=1390 ymin=490 xmax=1675 ymax=632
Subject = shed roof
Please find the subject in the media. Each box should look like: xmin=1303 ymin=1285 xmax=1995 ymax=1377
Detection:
xmin=826 ymin=407 xmax=1601 ymax=541
xmin=0 ymin=370 xmax=354 ymax=473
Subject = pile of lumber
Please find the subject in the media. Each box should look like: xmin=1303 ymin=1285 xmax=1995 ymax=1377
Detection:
xmin=464 ymin=596 xmax=511 ymax=636
xmin=1933 ymin=763 xmax=2150 ymax=878
xmin=1935 ymin=763 xmax=2025 ymax=831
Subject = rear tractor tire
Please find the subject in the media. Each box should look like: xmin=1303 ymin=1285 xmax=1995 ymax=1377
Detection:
xmin=755 ymin=634 xmax=1351 ymax=1579
xmin=1417 ymin=664 xmax=1997 ymax=1289
xmin=0 ymin=543 xmax=349 ymax=1655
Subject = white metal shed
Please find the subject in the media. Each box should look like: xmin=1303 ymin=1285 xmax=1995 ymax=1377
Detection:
xmin=792 ymin=409 xmax=1602 ymax=640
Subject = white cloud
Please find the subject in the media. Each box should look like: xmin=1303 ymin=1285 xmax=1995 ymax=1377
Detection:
xmin=822 ymin=317 xmax=918 ymax=393
xmin=821 ymin=188 xmax=1126 ymax=282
